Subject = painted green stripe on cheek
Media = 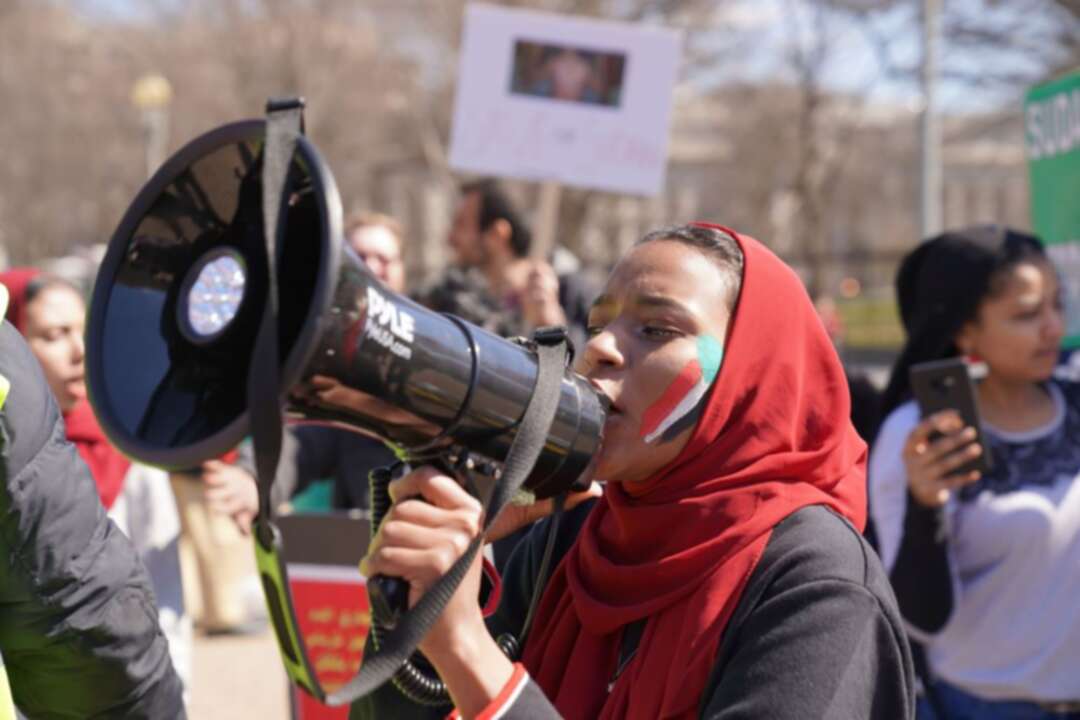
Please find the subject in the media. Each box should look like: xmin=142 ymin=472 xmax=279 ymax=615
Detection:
xmin=697 ymin=335 xmax=723 ymax=381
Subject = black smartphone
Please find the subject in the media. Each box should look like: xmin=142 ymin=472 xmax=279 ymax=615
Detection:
xmin=909 ymin=358 xmax=993 ymax=476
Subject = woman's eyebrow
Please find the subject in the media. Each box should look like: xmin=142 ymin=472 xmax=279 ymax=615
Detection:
xmin=589 ymin=294 xmax=613 ymax=313
xmin=589 ymin=293 xmax=697 ymax=318
xmin=635 ymin=294 xmax=691 ymax=313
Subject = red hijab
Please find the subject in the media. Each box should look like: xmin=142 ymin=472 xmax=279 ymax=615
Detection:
xmin=0 ymin=268 xmax=129 ymax=509
xmin=0 ymin=268 xmax=43 ymax=333
xmin=521 ymin=226 xmax=867 ymax=719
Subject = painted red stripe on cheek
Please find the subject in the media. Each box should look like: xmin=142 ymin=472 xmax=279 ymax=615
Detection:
xmin=639 ymin=359 xmax=703 ymax=439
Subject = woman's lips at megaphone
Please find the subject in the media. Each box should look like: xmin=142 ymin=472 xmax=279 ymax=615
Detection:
xmin=589 ymin=381 xmax=627 ymax=446
xmin=589 ymin=381 xmax=621 ymax=415
xmin=585 ymin=381 xmax=624 ymax=484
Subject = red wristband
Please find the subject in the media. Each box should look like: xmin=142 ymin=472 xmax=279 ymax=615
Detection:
xmin=445 ymin=662 xmax=529 ymax=720
xmin=480 ymin=556 xmax=503 ymax=618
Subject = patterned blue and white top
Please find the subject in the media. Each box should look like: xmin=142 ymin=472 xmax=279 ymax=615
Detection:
xmin=870 ymin=379 xmax=1080 ymax=703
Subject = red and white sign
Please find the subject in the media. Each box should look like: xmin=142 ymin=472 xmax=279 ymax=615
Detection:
xmin=449 ymin=4 xmax=683 ymax=196
xmin=289 ymin=564 xmax=370 ymax=720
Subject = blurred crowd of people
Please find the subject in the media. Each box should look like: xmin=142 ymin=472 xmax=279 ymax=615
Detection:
xmin=0 ymin=167 xmax=1077 ymax=719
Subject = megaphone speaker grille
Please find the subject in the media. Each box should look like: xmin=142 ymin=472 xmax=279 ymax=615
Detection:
xmin=177 ymin=247 xmax=247 ymax=343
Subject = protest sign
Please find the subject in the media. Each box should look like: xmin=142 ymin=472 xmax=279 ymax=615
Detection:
xmin=1026 ymin=69 xmax=1080 ymax=349
xmin=279 ymin=513 xmax=370 ymax=720
xmin=449 ymin=4 xmax=682 ymax=196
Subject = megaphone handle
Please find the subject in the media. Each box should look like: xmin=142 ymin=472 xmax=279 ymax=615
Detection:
xmin=368 ymin=453 xmax=472 ymax=630
xmin=368 ymin=574 xmax=410 ymax=629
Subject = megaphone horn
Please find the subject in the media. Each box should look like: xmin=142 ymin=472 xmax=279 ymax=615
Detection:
xmin=86 ymin=118 xmax=605 ymax=502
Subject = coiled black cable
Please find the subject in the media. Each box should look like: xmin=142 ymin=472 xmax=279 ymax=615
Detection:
xmin=367 ymin=464 xmax=451 ymax=707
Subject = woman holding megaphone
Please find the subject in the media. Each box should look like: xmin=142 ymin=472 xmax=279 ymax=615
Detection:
xmin=356 ymin=224 xmax=915 ymax=719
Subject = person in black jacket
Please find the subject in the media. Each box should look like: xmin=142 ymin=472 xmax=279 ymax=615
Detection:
xmin=424 ymin=178 xmax=595 ymax=352
xmin=355 ymin=224 xmax=914 ymax=719
xmin=0 ymin=318 xmax=184 ymax=718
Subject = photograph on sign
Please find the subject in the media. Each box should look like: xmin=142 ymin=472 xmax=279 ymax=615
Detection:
xmin=449 ymin=4 xmax=682 ymax=196
xmin=509 ymin=41 xmax=626 ymax=108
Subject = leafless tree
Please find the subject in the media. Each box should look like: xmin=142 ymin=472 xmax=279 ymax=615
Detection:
xmin=0 ymin=0 xmax=1073 ymax=285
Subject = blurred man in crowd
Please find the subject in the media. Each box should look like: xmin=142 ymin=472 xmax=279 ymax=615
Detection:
xmin=347 ymin=211 xmax=407 ymax=293
xmin=425 ymin=178 xmax=593 ymax=352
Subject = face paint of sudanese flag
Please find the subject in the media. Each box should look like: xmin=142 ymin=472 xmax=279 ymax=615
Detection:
xmin=640 ymin=335 xmax=724 ymax=445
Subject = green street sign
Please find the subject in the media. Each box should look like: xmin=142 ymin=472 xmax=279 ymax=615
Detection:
xmin=1026 ymin=69 xmax=1080 ymax=349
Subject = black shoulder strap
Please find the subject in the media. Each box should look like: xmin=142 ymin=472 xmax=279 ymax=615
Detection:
xmin=247 ymin=98 xmax=329 ymax=699
xmin=250 ymin=97 xmax=301 ymax=552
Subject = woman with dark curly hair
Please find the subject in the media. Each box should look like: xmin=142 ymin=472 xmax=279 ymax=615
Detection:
xmin=869 ymin=226 xmax=1080 ymax=718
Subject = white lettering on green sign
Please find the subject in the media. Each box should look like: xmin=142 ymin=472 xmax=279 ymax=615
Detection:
xmin=1026 ymin=88 xmax=1080 ymax=161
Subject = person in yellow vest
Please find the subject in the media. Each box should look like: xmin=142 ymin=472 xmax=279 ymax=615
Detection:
xmin=0 ymin=282 xmax=184 ymax=716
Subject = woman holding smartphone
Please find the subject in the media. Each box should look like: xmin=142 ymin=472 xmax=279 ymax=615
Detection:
xmin=355 ymin=224 xmax=914 ymax=719
xmin=869 ymin=226 xmax=1080 ymax=718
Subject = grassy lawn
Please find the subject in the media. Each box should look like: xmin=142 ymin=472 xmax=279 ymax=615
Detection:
xmin=837 ymin=296 xmax=905 ymax=350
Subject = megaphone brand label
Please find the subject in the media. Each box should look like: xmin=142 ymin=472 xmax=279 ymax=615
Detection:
xmin=365 ymin=287 xmax=415 ymax=360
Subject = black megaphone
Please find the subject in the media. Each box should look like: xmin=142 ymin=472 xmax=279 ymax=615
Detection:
xmin=85 ymin=118 xmax=605 ymax=500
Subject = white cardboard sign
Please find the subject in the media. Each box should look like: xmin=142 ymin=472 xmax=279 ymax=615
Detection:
xmin=448 ymin=4 xmax=682 ymax=196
